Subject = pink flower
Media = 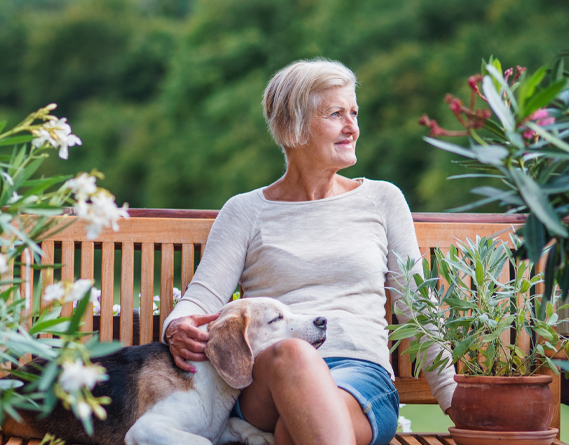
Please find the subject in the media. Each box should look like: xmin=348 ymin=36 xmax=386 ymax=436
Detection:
xmin=523 ymin=108 xmax=556 ymax=139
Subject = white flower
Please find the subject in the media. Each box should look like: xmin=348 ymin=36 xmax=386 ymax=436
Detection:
xmin=58 ymin=360 xmax=107 ymax=393
xmin=32 ymin=118 xmax=82 ymax=159
xmin=8 ymin=192 xmax=22 ymax=204
xmin=0 ymin=253 xmax=8 ymax=274
xmin=43 ymin=282 xmax=65 ymax=302
xmin=65 ymin=279 xmax=94 ymax=303
xmin=113 ymin=304 xmax=121 ymax=316
xmin=74 ymin=191 xmax=129 ymax=240
xmin=66 ymin=173 xmax=97 ymax=200
xmin=1 ymin=171 xmax=14 ymax=186
xmin=32 ymin=128 xmax=58 ymax=149
xmin=90 ymin=287 xmax=101 ymax=302
xmin=93 ymin=299 xmax=101 ymax=316
xmin=398 ymin=415 xmax=412 ymax=433
xmin=77 ymin=401 xmax=92 ymax=420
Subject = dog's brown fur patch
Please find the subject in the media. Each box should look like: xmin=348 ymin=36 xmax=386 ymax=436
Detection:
xmin=136 ymin=354 xmax=195 ymax=418
xmin=1 ymin=416 xmax=44 ymax=439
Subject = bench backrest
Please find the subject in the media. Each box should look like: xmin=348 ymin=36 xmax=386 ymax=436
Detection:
xmin=14 ymin=210 xmax=561 ymax=430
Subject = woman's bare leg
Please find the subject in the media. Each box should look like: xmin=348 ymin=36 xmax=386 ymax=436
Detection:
xmin=239 ymin=339 xmax=372 ymax=445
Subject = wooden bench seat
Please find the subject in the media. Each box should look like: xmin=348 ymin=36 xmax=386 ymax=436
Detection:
xmin=1 ymin=210 xmax=567 ymax=444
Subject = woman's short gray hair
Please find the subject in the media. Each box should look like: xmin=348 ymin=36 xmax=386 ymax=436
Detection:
xmin=263 ymin=58 xmax=357 ymax=150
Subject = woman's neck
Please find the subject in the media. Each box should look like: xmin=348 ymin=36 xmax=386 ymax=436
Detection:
xmin=263 ymin=165 xmax=360 ymax=202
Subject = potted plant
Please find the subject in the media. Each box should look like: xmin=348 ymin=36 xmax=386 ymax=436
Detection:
xmin=388 ymin=234 xmax=569 ymax=444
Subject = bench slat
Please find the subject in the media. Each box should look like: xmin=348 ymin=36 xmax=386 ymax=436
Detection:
xmin=140 ymin=242 xmax=155 ymax=344
xmin=160 ymin=244 xmax=174 ymax=335
xmin=61 ymin=241 xmax=75 ymax=318
xmin=100 ymin=242 xmax=115 ymax=342
xmin=120 ymin=242 xmax=135 ymax=345
xmin=181 ymin=243 xmax=194 ymax=297
xmin=45 ymin=217 xmax=214 ymax=244
xmin=394 ymin=378 xmax=437 ymax=404
xmin=395 ymin=433 xmax=424 ymax=444
xmin=80 ymin=241 xmax=95 ymax=338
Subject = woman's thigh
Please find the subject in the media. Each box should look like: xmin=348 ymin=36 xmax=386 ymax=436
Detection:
xmin=325 ymin=357 xmax=400 ymax=445
xmin=232 ymin=346 xmax=399 ymax=445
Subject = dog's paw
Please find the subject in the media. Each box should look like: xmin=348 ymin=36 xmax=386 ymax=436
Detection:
xmin=243 ymin=431 xmax=274 ymax=445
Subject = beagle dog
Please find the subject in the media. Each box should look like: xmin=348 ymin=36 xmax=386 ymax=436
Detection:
xmin=2 ymin=297 xmax=327 ymax=445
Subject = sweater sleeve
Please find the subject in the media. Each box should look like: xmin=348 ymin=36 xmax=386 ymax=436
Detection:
xmin=380 ymin=182 xmax=457 ymax=413
xmin=162 ymin=194 xmax=255 ymax=342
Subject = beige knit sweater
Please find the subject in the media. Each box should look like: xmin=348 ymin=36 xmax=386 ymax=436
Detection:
xmin=163 ymin=178 xmax=456 ymax=411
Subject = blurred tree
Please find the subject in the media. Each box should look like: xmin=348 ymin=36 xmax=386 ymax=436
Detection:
xmin=1 ymin=0 xmax=568 ymax=210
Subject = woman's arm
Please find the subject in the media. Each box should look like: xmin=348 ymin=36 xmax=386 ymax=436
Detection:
xmin=380 ymin=182 xmax=457 ymax=414
xmin=162 ymin=194 xmax=256 ymax=370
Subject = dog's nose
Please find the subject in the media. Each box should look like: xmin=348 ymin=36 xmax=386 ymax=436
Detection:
xmin=313 ymin=317 xmax=327 ymax=329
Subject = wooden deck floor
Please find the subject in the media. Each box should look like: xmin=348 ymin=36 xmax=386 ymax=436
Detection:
xmin=1 ymin=432 xmax=567 ymax=444
xmin=391 ymin=433 xmax=567 ymax=445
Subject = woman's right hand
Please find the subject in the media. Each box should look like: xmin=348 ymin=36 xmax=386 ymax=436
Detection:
xmin=165 ymin=313 xmax=220 ymax=372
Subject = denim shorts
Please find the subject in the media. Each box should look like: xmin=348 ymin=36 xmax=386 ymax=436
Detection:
xmin=231 ymin=357 xmax=399 ymax=445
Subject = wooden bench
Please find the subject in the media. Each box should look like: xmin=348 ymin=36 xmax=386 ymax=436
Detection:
xmin=1 ymin=210 xmax=567 ymax=445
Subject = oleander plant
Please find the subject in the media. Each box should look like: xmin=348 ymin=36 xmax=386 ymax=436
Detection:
xmin=0 ymin=105 xmax=128 ymax=435
xmin=419 ymin=55 xmax=569 ymax=305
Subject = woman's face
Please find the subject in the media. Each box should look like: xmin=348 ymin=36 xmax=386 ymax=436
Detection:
xmin=299 ymin=85 xmax=359 ymax=171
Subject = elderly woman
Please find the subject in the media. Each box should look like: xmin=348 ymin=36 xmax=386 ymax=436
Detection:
xmin=163 ymin=59 xmax=456 ymax=445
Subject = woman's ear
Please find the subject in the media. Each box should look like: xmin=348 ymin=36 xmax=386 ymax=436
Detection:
xmin=204 ymin=311 xmax=254 ymax=389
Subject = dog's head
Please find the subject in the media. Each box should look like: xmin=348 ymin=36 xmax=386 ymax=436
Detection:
xmin=204 ymin=297 xmax=326 ymax=389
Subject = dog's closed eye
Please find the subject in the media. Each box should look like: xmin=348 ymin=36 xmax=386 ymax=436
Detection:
xmin=268 ymin=314 xmax=283 ymax=324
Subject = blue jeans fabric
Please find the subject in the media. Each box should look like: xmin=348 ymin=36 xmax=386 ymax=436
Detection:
xmin=231 ymin=357 xmax=399 ymax=445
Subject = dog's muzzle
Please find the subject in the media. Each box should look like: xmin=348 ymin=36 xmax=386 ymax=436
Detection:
xmin=313 ymin=317 xmax=327 ymax=329
xmin=311 ymin=317 xmax=327 ymax=349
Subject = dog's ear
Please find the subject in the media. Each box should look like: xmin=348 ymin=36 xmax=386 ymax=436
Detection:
xmin=204 ymin=310 xmax=253 ymax=389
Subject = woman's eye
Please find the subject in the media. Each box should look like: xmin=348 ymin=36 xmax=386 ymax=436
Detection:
xmin=269 ymin=314 xmax=284 ymax=324
xmin=351 ymin=111 xmax=358 ymax=117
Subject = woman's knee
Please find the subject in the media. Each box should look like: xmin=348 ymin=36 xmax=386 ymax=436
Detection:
xmin=257 ymin=338 xmax=323 ymax=371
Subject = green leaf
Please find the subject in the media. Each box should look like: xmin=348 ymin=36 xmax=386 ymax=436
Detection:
xmin=510 ymin=169 xmax=568 ymax=237
xmin=551 ymin=57 xmax=565 ymax=82
xmin=37 ymin=361 xmax=59 ymax=392
xmin=518 ymin=66 xmax=547 ymax=115
xmin=28 ymin=317 xmax=73 ymax=335
xmin=534 ymin=326 xmax=554 ymax=341
xmin=544 ymin=356 xmax=560 ymax=375
xmin=0 ymin=120 xmax=6 ymax=133
xmin=424 ymin=137 xmax=476 ymax=159
xmin=542 ymin=243 xmax=558 ymax=309
xmin=389 ymin=325 xmax=420 ymax=341
xmin=482 ymin=75 xmax=515 ymax=132
xmin=452 ymin=336 xmax=476 ymax=359
xmin=471 ymin=145 xmax=509 ymax=165
xmin=66 ymin=291 xmax=92 ymax=336
xmin=523 ymin=214 xmax=546 ymax=264
xmin=525 ymin=122 xmax=569 ymax=153
xmin=0 ymin=135 xmax=33 ymax=147
xmin=86 ymin=339 xmax=123 ymax=358
xmin=475 ymin=259 xmax=484 ymax=287
xmin=522 ymin=78 xmax=568 ymax=121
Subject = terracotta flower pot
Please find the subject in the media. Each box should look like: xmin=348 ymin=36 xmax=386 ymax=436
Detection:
xmin=451 ymin=375 xmax=554 ymax=432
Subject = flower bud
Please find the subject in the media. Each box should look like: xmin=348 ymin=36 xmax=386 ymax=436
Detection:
xmin=468 ymin=74 xmax=482 ymax=90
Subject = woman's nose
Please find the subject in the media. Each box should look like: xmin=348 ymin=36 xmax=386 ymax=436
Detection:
xmin=343 ymin=116 xmax=358 ymax=134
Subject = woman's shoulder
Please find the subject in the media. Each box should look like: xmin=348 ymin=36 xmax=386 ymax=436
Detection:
xmin=221 ymin=188 xmax=264 ymax=211
xmin=359 ymin=178 xmax=406 ymax=202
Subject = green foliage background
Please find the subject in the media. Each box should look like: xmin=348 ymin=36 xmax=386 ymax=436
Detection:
xmin=1 ymin=0 xmax=568 ymax=211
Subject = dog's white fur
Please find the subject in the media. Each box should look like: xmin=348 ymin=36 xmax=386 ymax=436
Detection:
xmin=125 ymin=297 xmax=327 ymax=445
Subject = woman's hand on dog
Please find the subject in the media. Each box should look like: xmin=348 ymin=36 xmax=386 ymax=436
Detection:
xmin=166 ymin=313 xmax=220 ymax=372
